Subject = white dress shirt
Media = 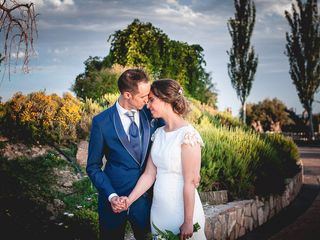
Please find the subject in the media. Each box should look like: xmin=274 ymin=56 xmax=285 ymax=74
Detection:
xmin=116 ymin=100 xmax=140 ymax=140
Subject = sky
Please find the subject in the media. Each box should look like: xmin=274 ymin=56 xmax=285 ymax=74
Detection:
xmin=1 ymin=0 xmax=319 ymax=116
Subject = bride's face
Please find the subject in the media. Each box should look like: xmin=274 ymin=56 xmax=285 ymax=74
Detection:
xmin=147 ymin=91 xmax=166 ymax=118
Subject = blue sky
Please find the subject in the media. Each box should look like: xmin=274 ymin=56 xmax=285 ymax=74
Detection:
xmin=1 ymin=0 xmax=319 ymax=116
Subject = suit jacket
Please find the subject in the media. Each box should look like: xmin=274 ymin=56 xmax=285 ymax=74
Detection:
xmin=86 ymin=103 xmax=160 ymax=229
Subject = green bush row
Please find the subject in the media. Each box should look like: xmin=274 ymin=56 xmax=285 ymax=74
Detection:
xmin=197 ymin=116 xmax=300 ymax=199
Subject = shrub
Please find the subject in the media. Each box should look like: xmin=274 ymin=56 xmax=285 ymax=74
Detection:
xmin=77 ymin=98 xmax=103 ymax=140
xmin=98 ymin=92 xmax=119 ymax=108
xmin=196 ymin=116 xmax=299 ymax=199
xmin=55 ymin=93 xmax=82 ymax=142
xmin=263 ymin=133 xmax=301 ymax=178
xmin=2 ymin=91 xmax=82 ymax=144
xmin=77 ymin=93 xmax=119 ymax=140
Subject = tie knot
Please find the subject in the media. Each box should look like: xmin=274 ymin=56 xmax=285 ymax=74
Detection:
xmin=125 ymin=111 xmax=135 ymax=121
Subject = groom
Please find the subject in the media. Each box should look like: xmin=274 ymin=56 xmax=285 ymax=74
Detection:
xmin=86 ymin=69 xmax=161 ymax=240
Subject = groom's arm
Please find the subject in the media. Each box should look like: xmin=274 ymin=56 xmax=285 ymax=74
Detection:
xmin=86 ymin=117 xmax=116 ymax=199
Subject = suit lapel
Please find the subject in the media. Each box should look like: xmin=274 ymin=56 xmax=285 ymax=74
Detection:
xmin=112 ymin=105 xmax=141 ymax=166
xmin=139 ymin=108 xmax=150 ymax=166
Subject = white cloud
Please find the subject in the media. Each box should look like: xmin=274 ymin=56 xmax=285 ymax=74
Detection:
xmin=154 ymin=3 xmax=219 ymax=26
xmin=31 ymin=0 xmax=75 ymax=11
xmin=165 ymin=0 xmax=177 ymax=4
xmin=48 ymin=47 xmax=69 ymax=55
xmin=11 ymin=51 xmax=25 ymax=59
xmin=40 ymin=21 xmax=110 ymax=32
xmin=256 ymin=0 xmax=292 ymax=17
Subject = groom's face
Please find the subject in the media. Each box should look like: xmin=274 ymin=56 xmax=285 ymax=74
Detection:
xmin=128 ymin=82 xmax=150 ymax=110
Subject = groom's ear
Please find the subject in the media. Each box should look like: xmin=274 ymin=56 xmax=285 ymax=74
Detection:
xmin=123 ymin=91 xmax=132 ymax=100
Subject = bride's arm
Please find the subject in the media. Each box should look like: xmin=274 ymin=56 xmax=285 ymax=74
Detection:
xmin=180 ymin=143 xmax=202 ymax=239
xmin=127 ymin=155 xmax=157 ymax=206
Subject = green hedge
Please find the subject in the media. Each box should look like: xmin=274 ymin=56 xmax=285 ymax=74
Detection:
xmin=197 ymin=116 xmax=300 ymax=199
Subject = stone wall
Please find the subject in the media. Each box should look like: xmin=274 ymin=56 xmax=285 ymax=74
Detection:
xmin=199 ymin=190 xmax=228 ymax=205
xmin=203 ymin=171 xmax=303 ymax=240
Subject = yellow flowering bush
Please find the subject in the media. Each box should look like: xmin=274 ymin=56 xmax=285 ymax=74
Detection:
xmin=54 ymin=93 xmax=82 ymax=142
xmin=2 ymin=91 xmax=82 ymax=144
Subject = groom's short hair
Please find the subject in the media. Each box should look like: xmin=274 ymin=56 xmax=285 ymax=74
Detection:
xmin=118 ymin=69 xmax=149 ymax=94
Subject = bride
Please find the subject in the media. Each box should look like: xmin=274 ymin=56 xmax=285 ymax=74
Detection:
xmin=122 ymin=79 xmax=206 ymax=240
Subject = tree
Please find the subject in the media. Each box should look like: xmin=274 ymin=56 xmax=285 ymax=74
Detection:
xmin=107 ymin=19 xmax=217 ymax=106
xmin=108 ymin=19 xmax=168 ymax=79
xmin=72 ymin=57 xmax=119 ymax=101
xmin=246 ymin=98 xmax=294 ymax=132
xmin=285 ymin=0 xmax=320 ymax=139
xmin=0 ymin=0 xmax=38 ymax=78
xmin=227 ymin=0 xmax=258 ymax=123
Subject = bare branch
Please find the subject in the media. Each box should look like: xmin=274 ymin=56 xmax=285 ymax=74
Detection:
xmin=0 ymin=0 xmax=38 ymax=82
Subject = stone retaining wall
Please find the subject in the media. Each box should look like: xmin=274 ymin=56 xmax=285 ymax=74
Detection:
xmin=199 ymin=190 xmax=228 ymax=205
xmin=203 ymin=171 xmax=303 ymax=240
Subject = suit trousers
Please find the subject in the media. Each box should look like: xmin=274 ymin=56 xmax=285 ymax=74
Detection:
xmin=99 ymin=218 xmax=150 ymax=240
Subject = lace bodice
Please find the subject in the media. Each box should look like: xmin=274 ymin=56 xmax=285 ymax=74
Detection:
xmin=151 ymin=125 xmax=204 ymax=145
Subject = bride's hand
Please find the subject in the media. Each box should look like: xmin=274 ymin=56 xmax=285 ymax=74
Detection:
xmin=119 ymin=196 xmax=132 ymax=210
xmin=194 ymin=174 xmax=201 ymax=188
xmin=179 ymin=221 xmax=193 ymax=240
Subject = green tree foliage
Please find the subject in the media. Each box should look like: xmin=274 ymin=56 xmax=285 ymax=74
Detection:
xmin=72 ymin=56 xmax=119 ymax=101
xmin=285 ymin=0 xmax=320 ymax=138
xmin=246 ymin=98 xmax=294 ymax=132
xmin=108 ymin=19 xmax=168 ymax=78
xmin=107 ymin=19 xmax=217 ymax=106
xmin=227 ymin=0 xmax=258 ymax=123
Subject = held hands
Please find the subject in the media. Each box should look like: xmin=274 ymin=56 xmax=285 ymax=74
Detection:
xmin=110 ymin=196 xmax=131 ymax=213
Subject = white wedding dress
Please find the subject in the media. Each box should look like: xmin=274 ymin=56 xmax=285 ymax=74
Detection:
xmin=150 ymin=125 xmax=206 ymax=239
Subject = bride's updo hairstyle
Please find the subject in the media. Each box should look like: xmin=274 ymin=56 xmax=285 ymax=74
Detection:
xmin=151 ymin=79 xmax=191 ymax=116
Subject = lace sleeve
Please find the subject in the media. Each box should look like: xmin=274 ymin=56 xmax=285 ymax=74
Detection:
xmin=182 ymin=129 xmax=204 ymax=147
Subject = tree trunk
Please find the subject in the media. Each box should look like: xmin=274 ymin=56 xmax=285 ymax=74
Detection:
xmin=308 ymin=108 xmax=314 ymax=140
xmin=242 ymin=102 xmax=246 ymax=124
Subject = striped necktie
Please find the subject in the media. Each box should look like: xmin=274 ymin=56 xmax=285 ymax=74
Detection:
xmin=125 ymin=111 xmax=141 ymax=162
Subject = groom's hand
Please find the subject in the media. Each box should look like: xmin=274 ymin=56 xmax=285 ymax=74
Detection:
xmin=110 ymin=196 xmax=126 ymax=213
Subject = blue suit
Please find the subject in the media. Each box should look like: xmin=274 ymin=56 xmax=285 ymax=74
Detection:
xmin=86 ymin=103 xmax=160 ymax=237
